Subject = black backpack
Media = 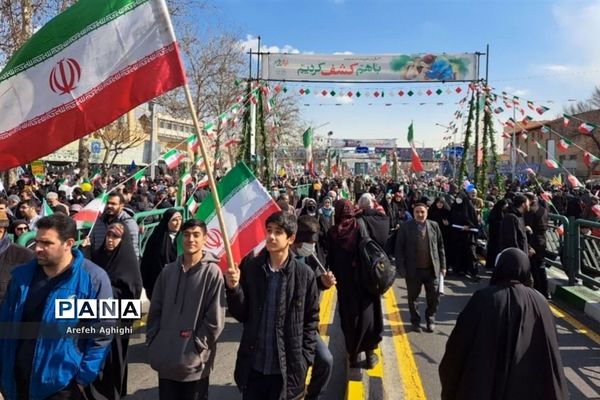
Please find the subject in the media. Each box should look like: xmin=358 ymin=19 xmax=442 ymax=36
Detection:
xmin=356 ymin=218 xmax=396 ymax=296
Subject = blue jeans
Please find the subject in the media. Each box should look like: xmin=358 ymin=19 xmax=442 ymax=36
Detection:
xmin=306 ymin=334 xmax=333 ymax=400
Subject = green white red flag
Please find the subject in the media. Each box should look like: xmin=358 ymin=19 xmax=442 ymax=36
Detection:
xmin=578 ymin=122 xmax=597 ymax=134
xmin=584 ymin=152 xmax=600 ymax=167
xmin=0 ymin=0 xmax=186 ymax=169
xmin=303 ymin=127 xmax=315 ymax=175
xmin=407 ymin=122 xmax=424 ymax=173
xmin=557 ymin=139 xmax=572 ymax=152
xmin=545 ymin=159 xmax=559 ymax=169
xmin=563 ymin=114 xmax=571 ymax=127
xmin=194 ymin=162 xmax=280 ymax=271
xmin=73 ymin=193 xmax=108 ymax=229
xmin=187 ymin=135 xmax=200 ymax=153
xmin=162 ymin=149 xmax=183 ymax=169
xmin=41 ymin=199 xmax=54 ymax=218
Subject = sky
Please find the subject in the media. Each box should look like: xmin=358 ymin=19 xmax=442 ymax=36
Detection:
xmin=203 ymin=0 xmax=600 ymax=149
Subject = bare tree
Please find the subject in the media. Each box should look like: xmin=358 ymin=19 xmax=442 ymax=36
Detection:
xmin=95 ymin=116 xmax=148 ymax=174
xmin=564 ymin=86 xmax=600 ymax=114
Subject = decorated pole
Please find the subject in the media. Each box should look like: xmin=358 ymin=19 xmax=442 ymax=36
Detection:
xmin=473 ymin=90 xmax=481 ymax=189
xmin=457 ymin=91 xmax=476 ymax=186
xmin=183 ymin=83 xmax=236 ymax=271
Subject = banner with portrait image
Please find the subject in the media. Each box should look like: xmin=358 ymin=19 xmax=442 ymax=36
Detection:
xmin=260 ymin=53 xmax=478 ymax=82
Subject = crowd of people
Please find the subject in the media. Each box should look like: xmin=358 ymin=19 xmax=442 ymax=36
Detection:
xmin=1 ymin=169 xmax=596 ymax=399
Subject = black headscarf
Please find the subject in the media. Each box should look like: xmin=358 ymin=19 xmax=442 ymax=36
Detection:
xmin=440 ymin=247 xmax=568 ymax=400
xmin=490 ymin=247 xmax=533 ymax=286
xmin=427 ymin=197 xmax=451 ymax=225
xmin=450 ymin=193 xmax=477 ymax=227
xmin=140 ymin=208 xmax=180 ymax=299
xmin=92 ymin=223 xmax=142 ymax=300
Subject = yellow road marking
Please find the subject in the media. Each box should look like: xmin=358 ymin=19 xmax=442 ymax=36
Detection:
xmin=550 ymin=303 xmax=600 ymax=346
xmin=384 ymin=288 xmax=427 ymax=400
xmin=347 ymin=380 xmax=364 ymax=400
xmin=307 ymin=287 xmax=337 ymax=386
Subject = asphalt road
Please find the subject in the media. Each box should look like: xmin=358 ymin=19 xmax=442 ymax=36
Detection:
xmin=119 ymin=268 xmax=600 ymax=400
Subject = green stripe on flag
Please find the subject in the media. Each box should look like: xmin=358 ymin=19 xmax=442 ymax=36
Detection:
xmin=1 ymin=0 xmax=149 ymax=81
xmin=195 ymin=162 xmax=256 ymax=221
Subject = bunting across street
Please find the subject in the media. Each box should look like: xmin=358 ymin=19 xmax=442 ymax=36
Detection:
xmin=0 ymin=0 xmax=186 ymax=169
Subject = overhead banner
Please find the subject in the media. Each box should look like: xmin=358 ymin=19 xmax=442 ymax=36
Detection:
xmin=261 ymin=53 xmax=478 ymax=82
xmin=330 ymin=138 xmax=398 ymax=148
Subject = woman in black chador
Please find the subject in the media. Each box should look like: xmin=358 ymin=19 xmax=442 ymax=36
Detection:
xmin=87 ymin=223 xmax=142 ymax=400
xmin=439 ymin=248 xmax=568 ymax=400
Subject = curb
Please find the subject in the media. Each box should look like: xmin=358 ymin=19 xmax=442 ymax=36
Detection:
xmin=547 ymin=266 xmax=600 ymax=325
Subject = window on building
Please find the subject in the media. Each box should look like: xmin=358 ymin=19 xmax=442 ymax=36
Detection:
xmin=559 ymin=155 xmax=566 ymax=162
xmin=159 ymin=121 xmax=165 ymax=129
xmin=569 ymin=154 xmax=577 ymax=160
xmin=166 ymin=123 xmax=172 ymax=130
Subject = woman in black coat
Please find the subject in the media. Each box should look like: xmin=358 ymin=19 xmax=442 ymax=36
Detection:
xmin=440 ymin=248 xmax=568 ymax=400
xmin=485 ymin=199 xmax=508 ymax=269
xmin=450 ymin=193 xmax=479 ymax=279
xmin=87 ymin=222 xmax=142 ymax=400
xmin=328 ymin=198 xmax=384 ymax=370
xmin=428 ymin=197 xmax=452 ymax=268
xmin=140 ymin=208 xmax=181 ymax=299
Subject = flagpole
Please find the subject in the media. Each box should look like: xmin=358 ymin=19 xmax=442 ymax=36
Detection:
xmin=182 ymin=83 xmax=236 ymax=271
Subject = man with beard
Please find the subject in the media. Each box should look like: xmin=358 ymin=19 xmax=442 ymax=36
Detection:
xmin=90 ymin=193 xmax=140 ymax=258
xmin=0 ymin=214 xmax=113 ymax=399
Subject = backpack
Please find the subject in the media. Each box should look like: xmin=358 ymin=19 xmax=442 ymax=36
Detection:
xmin=356 ymin=218 xmax=396 ymax=296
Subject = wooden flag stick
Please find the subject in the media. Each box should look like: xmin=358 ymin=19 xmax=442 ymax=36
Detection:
xmin=182 ymin=83 xmax=236 ymax=272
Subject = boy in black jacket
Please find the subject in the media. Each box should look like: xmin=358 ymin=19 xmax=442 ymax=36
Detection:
xmin=225 ymin=211 xmax=319 ymax=400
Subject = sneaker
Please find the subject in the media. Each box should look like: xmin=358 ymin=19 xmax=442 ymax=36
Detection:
xmin=426 ymin=322 xmax=435 ymax=332
xmin=366 ymin=350 xmax=379 ymax=369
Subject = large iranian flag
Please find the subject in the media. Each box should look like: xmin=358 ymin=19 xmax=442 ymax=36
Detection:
xmin=194 ymin=163 xmax=280 ymax=271
xmin=0 ymin=0 xmax=186 ymax=169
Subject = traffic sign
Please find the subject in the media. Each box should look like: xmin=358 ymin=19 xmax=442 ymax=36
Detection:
xmin=91 ymin=141 xmax=101 ymax=154
xmin=355 ymin=146 xmax=369 ymax=154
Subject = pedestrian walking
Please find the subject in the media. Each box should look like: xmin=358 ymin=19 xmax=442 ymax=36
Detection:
xmin=225 ymin=211 xmax=319 ymax=400
xmin=146 ymin=219 xmax=225 ymax=400
xmin=395 ymin=203 xmax=446 ymax=332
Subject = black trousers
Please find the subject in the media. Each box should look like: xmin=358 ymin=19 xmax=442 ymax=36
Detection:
xmin=406 ymin=268 xmax=439 ymax=325
xmin=242 ymin=370 xmax=283 ymax=400
xmin=16 ymin=376 xmax=84 ymax=400
xmin=531 ymin=254 xmax=549 ymax=297
xmin=158 ymin=376 xmax=209 ymax=400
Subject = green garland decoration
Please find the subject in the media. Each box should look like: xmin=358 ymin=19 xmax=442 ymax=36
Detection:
xmin=473 ymin=90 xmax=481 ymax=189
xmin=237 ymin=81 xmax=253 ymax=171
xmin=478 ymin=92 xmax=490 ymax=195
xmin=457 ymin=91 xmax=476 ymax=186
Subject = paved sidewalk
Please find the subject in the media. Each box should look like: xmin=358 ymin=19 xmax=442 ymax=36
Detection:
xmin=548 ymin=266 xmax=600 ymax=325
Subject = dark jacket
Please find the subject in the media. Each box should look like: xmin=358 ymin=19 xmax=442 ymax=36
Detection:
xmin=90 ymin=210 xmax=140 ymax=258
xmin=359 ymin=209 xmax=390 ymax=247
xmin=395 ymin=220 xmax=446 ymax=278
xmin=0 ymin=241 xmax=35 ymax=302
xmin=501 ymin=207 xmax=528 ymax=254
xmin=524 ymin=202 xmax=548 ymax=256
xmin=226 ymin=252 xmax=319 ymax=400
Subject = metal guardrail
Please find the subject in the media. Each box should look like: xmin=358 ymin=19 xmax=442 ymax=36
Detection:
xmin=16 ymin=207 xmax=187 ymax=257
xmin=134 ymin=207 xmax=186 ymax=256
xmin=546 ymin=214 xmax=600 ymax=288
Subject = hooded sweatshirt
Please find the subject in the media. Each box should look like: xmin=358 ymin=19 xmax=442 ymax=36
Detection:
xmin=146 ymin=252 xmax=225 ymax=382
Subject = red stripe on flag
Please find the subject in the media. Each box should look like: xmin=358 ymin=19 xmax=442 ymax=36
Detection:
xmin=216 ymin=201 xmax=281 ymax=272
xmin=0 ymin=45 xmax=186 ymax=169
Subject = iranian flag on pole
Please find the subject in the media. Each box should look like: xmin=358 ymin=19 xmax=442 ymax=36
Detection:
xmin=187 ymin=135 xmax=200 ymax=153
xmin=0 ymin=0 xmax=186 ymax=170
xmin=545 ymin=159 xmax=559 ymax=169
xmin=194 ymin=162 xmax=280 ymax=271
xmin=563 ymin=114 xmax=571 ymax=127
xmin=197 ymin=175 xmax=209 ymax=188
xmin=186 ymin=196 xmax=199 ymax=215
xmin=303 ymin=127 xmax=314 ymax=176
xmin=73 ymin=193 xmax=108 ymax=229
xmin=407 ymin=122 xmax=424 ymax=173
xmin=162 ymin=149 xmax=183 ymax=169
xmin=380 ymin=154 xmax=388 ymax=175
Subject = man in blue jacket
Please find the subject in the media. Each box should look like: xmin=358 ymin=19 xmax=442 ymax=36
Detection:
xmin=0 ymin=214 xmax=114 ymax=400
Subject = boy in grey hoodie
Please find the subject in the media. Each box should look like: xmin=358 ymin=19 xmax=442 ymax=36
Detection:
xmin=146 ymin=219 xmax=225 ymax=400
